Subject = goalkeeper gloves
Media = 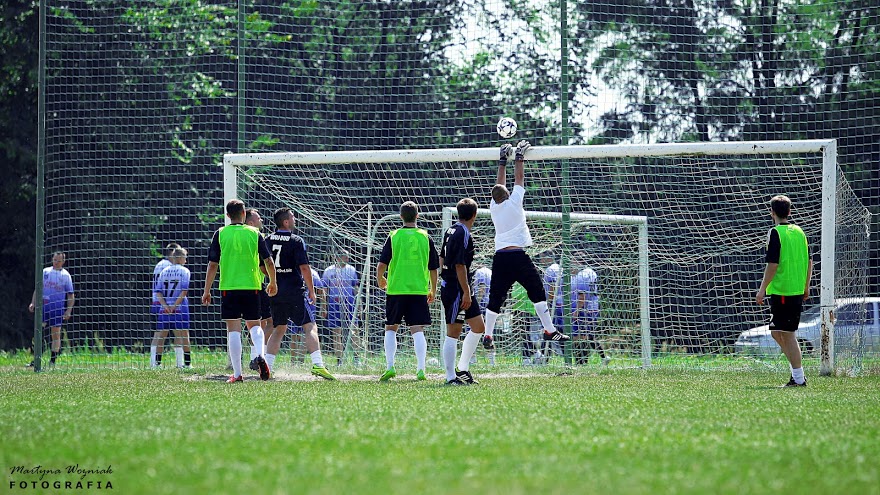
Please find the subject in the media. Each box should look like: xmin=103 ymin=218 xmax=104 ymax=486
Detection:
xmin=499 ymin=144 xmax=513 ymax=165
xmin=515 ymin=140 xmax=531 ymax=161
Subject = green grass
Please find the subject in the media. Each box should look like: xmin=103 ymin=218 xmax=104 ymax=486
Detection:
xmin=1 ymin=367 xmax=878 ymax=495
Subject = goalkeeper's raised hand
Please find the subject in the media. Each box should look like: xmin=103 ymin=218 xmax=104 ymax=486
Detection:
xmin=499 ymin=143 xmax=513 ymax=165
xmin=515 ymin=140 xmax=531 ymax=161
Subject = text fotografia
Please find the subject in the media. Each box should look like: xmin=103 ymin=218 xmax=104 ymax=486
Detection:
xmin=8 ymin=465 xmax=113 ymax=490
xmin=10 ymin=480 xmax=113 ymax=490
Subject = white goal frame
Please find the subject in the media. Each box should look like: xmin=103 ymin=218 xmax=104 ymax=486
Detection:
xmin=224 ymin=139 xmax=839 ymax=374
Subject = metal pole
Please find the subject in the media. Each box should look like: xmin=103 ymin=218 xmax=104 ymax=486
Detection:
xmin=819 ymin=140 xmax=838 ymax=375
xmin=33 ymin=0 xmax=48 ymax=372
xmin=237 ymin=0 xmax=246 ymax=154
xmin=559 ymin=0 xmax=573 ymax=364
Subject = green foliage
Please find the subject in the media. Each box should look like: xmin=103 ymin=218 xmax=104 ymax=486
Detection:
xmin=0 ymin=0 xmax=37 ymax=349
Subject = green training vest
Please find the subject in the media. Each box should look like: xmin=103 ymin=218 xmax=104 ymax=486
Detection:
xmin=386 ymin=228 xmax=431 ymax=295
xmin=767 ymin=224 xmax=809 ymax=296
xmin=218 ymin=224 xmax=263 ymax=291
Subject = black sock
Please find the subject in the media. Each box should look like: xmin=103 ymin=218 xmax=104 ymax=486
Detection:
xmin=50 ymin=350 xmax=59 ymax=363
xmin=184 ymin=352 xmax=191 ymax=366
xmin=156 ymin=354 xmax=162 ymax=365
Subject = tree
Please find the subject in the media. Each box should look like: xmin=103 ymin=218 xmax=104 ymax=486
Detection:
xmin=0 ymin=0 xmax=38 ymax=350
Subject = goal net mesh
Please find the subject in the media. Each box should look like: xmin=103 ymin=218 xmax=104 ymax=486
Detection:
xmin=232 ymin=149 xmax=871 ymax=373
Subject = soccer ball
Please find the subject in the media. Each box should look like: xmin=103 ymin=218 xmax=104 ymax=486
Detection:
xmin=427 ymin=357 xmax=440 ymax=368
xmin=497 ymin=117 xmax=517 ymax=139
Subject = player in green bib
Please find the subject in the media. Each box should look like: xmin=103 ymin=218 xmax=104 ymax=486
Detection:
xmin=376 ymin=201 xmax=440 ymax=381
xmin=202 ymin=199 xmax=278 ymax=383
xmin=756 ymin=195 xmax=813 ymax=387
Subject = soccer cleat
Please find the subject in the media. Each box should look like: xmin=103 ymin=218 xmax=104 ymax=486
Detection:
xmin=379 ymin=367 xmax=397 ymax=382
xmin=782 ymin=376 xmax=807 ymax=388
xmin=26 ymin=360 xmax=34 ymax=368
xmin=227 ymin=375 xmax=244 ymax=383
xmin=249 ymin=358 xmax=260 ymax=371
xmin=416 ymin=369 xmax=427 ymax=381
xmin=481 ymin=335 xmax=496 ymax=351
xmin=543 ymin=330 xmax=571 ymax=342
xmin=311 ymin=365 xmax=337 ymax=381
xmin=455 ymin=368 xmax=479 ymax=385
xmin=601 ymin=357 xmax=611 ymax=367
xmin=445 ymin=377 xmax=468 ymax=386
xmin=254 ymin=355 xmax=270 ymax=381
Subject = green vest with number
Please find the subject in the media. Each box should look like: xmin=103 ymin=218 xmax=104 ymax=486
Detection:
xmin=767 ymin=224 xmax=809 ymax=296
xmin=387 ymin=228 xmax=431 ymax=295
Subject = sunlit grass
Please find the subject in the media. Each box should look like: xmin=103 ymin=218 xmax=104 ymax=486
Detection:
xmin=1 ymin=366 xmax=878 ymax=495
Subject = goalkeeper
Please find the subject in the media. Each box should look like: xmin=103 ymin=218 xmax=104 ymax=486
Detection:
xmin=481 ymin=140 xmax=570 ymax=349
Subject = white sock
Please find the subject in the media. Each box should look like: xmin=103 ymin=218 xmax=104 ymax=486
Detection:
xmin=384 ymin=331 xmax=397 ymax=369
xmin=249 ymin=326 xmax=265 ymax=358
xmin=174 ymin=347 xmax=184 ymax=367
xmin=150 ymin=345 xmax=158 ymax=367
xmin=310 ymin=350 xmax=323 ymax=367
xmin=413 ymin=332 xmax=427 ymax=371
xmin=489 ymin=351 xmax=496 ymax=365
xmin=534 ymin=301 xmax=556 ymax=334
xmin=458 ymin=331 xmax=482 ymax=372
xmin=265 ymin=353 xmax=276 ymax=370
xmin=228 ymin=332 xmax=242 ymax=378
xmin=443 ymin=336 xmax=458 ymax=381
xmin=792 ymin=367 xmax=805 ymax=384
xmin=484 ymin=309 xmax=499 ymax=337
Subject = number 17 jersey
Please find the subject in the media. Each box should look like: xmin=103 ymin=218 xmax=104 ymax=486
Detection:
xmin=154 ymin=264 xmax=191 ymax=313
xmin=265 ymin=229 xmax=310 ymax=296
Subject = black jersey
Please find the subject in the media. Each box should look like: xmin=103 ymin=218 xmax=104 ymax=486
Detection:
xmin=265 ymin=230 xmax=310 ymax=295
xmin=439 ymin=222 xmax=475 ymax=284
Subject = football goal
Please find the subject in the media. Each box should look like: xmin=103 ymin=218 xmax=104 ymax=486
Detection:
xmin=224 ymin=139 xmax=871 ymax=375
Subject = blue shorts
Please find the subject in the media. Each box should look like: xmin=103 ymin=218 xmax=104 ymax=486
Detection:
xmin=326 ymin=302 xmax=357 ymax=329
xmin=572 ymin=311 xmax=598 ymax=335
xmin=552 ymin=305 xmax=564 ymax=328
xmin=157 ymin=311 xmax=190 ymax=331
xmin=43 ymin=299 xmax=65 ymax=328
xmin=288 ymin=321 xmax=303 ymax=335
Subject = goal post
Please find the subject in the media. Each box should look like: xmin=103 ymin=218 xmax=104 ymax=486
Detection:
xmin=225 ymin=139 xmax=869 ymax=374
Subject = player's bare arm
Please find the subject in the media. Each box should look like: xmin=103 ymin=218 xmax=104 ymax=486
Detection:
xmin=376 ymin=262 xmax=388 ymax=290
xmin=496 ymin=143 xmax=512 ymax=185
xmin=428 ymin=268 xmax=438 ymax=304
xmin=263 ymin=256 xmax=278 ymax=297
xmin=202 ymin=261 xmax=219 ymax=305
xmin=456 ymin=264 xmax=471 ymax=310
xmin=300 ymin=264 xmax=316 ymax=302
xmin=756 ymin=262 xmax=778 ymax=305
xmin=64 ymin=293 xmax=75 ymax=320
xmin=514 ymin=140 xmax=530 ymax=187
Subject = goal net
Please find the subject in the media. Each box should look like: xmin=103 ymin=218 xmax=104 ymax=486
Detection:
xmin=226 ymin=140 xmax=871 ymax=375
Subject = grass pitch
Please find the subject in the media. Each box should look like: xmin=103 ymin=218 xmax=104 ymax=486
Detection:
xmin=1 ymin=365 xmax=878 ymax=495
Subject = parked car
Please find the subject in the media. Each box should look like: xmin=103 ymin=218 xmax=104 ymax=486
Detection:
xmin=734 ymin=297 xmax=880 ymax=355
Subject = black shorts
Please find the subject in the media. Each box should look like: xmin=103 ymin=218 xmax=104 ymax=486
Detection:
xmin=487 ymin=250 xmax=546 ymax=313
xmin=220 ymin=290 xmax=261 ymax=321
xmin=768 ymin=294 xmax=804 ymax=332
xmin=259 ymin=289 xmax=272 ymax=320
xmin=270 ymin=289 xmax=315 ymax=328
xmin=440 ymin=282 xmax=481 ymax=324
xmin=385 ymin=294 xmax=431 ymax=326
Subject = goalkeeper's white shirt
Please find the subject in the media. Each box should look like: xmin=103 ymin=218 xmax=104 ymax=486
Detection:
xmin=490 ymin=184 xmax=533 ymax=251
